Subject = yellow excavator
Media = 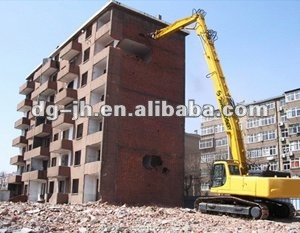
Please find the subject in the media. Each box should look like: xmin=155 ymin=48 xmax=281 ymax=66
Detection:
xmin=149 ymin=9 xmax=300 ymax=219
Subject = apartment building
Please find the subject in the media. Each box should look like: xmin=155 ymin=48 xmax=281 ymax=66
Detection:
xmin=8 ymin=1 xmax=186 ymax=206
xmin=199 ymin=88 xmax=300 ymax=189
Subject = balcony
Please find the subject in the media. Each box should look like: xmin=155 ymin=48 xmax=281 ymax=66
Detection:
xmin=93 ymin=47 xmax=109 ymax=65
xmin=52 ymin=113 xmax=74 ymax=130
xmin=14 ymin=117 xmax=30 ymax=130
xmin=19 ymin=81 xmax=35 ymax=95
xmin=10 ymin=155 xmax=25 ymax=166
xmin=7 ymin=175 xmax=22 ymax=184
xmin=31 ymin=81 xmax=57 ymax=100
xmin=26 ymin=123 xmax=52 ymax=139
xmin=86 ymin=132 xmax=102 ymax=146
xmin=84 ymin=161 xmax=101 ymax=175
xmin=12 ymin=136 xmax=27 ymax=147
xmin=95 ymin=22 xmax=110 ymax=40
xmin=17 ymin=99 xmax=33 ymax=112
xmin=92 ymin=101 xmax=105 ymax=115
xmin=57 ymin=60 xmax=80 ymax=83
xmin=50 ymin=139 xmax=73 ymax=154
xmin=60 ymin=40 xmax=81 ymax=61
xmin=33 ymin=60 xmax=59 ymax=81
xmin=27 ymin=101 xmax=55 ymax=120
xmin=24 ymin=146 xmax=50 ymax=160
xmin=47 ymin=166 xmax=70 ymax=178
xmin=22 ymin=170 xmax=47 ymax=182
xmin=55 ymin=88 xmax=77 ymax=105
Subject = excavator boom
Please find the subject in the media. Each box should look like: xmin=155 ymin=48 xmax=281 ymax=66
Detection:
xmin=151 ymin=9 xmax=247 ymax=174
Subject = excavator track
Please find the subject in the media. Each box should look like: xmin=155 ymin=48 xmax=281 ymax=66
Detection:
xmin=195 ymin=196 xmax=270 ymax=220
xmin=194 ymin=195 xmax=296 ymax=220
xmin=264 ymin=199 xmax=296 ymax=218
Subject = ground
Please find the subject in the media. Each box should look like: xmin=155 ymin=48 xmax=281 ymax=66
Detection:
xmin=0 ymin=201 xmax=299 ymax=233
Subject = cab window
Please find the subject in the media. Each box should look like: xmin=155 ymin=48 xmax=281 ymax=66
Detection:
xmin=212 ymin=164 xmax=226 ymax=187
xmin=229 ymin=165 xmax=240 ymax=175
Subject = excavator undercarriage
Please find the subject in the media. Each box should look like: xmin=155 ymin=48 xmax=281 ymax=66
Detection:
xmin=194 ymin=195 xmax=296 ymax=220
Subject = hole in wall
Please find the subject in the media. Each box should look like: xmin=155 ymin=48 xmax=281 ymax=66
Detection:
xmin=143 ymin=155 xmax=162 ymax=170
xmin=118 ymin=39 xmax=152 ymax=63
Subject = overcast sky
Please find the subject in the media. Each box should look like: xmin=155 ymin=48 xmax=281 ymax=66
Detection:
xmin=0 ymin=0 xmax=299 ymax=172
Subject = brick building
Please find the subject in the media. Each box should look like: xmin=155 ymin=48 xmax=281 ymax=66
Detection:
xmin=8 ymin=1 xmax=186 ymax=206
xmin=199 ymin=88 xmax=300 ymax=189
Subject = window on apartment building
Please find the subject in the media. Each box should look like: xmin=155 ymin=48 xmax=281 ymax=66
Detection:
xmin=262 ymin=146 xmax=277 ymax=156
xmin=280 ymin=98 xmax=286 ymax=106
xmin=49 ymin=181 xmax=54 ymax=194
xmin=290 ymin=140 xmax=300 ymax=152
xmin=53 ymin=133 xmax=59 ymax=141
xmin=287 ymin=107 xmax=300 ymax=119
xmin=61 ymin=154 xmax=69 ymax=166
xmin=283 ymin=161 xmax=291 ymax=170
xmin=24 ymin=185 xmax=28 ymax=195
xmin=289 ymin=123 xmax=300 ymax=135
xmin=85 ymin=26 xmax=92 ymax=39
xmin=280 ymin=113 xmax=287 ymax=122
xmin=291 ymin=159 xmax=300 ymax=169
xmin=215 ymin=138 xmax=228 ymax=147
xmin=214 ymin=124 xmax=224 ymax=133
xmin=201 ymin=126 xmax=214 ymax=136
xmin=97 ymin=150 xmax=101 ymax=161
xmin=76 ymin=123 xmax=83 ymax=139
xmin=81 ymin=72 xmax=88 ymax=87
xmin=264 ymin=102 xmax=275 ymax=109
xmin=247 ymin=118 xmax=260 ymax=129
xmin=51 ymin=157 xmax=57 ymax=167
xmin=281 ymin=128 xmax=288 ymax=138
xmin=269 ymin=162 xmax=278 ymax=171
xmin=199 ymin=139 xmax=213 ymax=149
xmin=260 ymin=115 xmax=275 ymax=126
xmin=99 ymin=121 xmax=103 ymax=131
xmin=247 ymin=133 xmax=262 ymax=143
xmin=83 ymin=48 xmax=90 ymax=62
xmin=74 ymin=150 xmax=81 ymax=165
xmin=67 ymin=81 xmax=74 ymax=89
xmin=282 ymin=144 xmax=290 ymax=154
xmin=247 ymin=148 xmax=262 ymax=159
xmin=72 ymin=179 xmax=79 ymax=193
xmin=78 ymin=97 xmax=86 ymax=114
xmin=59 ymin=180 xmax=65 ymax=193
xmin=285 ymin=90 xmax=300 ymax=102
xmin=63 ymin=129 xmax=70 ymax=140
xmin=26 ymin=164 xmax=30 ymax=172
xmin=262 ymin=130 xmax=276 ymax=141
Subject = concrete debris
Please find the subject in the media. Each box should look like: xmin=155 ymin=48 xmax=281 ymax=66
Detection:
xmin=0 ymin=201 xmax=299 ymax=232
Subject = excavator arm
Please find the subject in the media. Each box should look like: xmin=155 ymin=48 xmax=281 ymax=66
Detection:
xmin=150 ymin=9 xmax=247 ymax=174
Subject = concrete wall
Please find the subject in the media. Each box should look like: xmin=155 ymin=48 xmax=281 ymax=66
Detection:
xmin=0 ymin=190 xmax=10 ymax=201
xmin=83 ymin=175 xmax=97 ymax=203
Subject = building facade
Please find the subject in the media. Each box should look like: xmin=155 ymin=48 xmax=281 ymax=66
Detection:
xmin=8 ymin=1 xmax=186 ymax=206
xmin=199 ymin=88 xmax=300 ymax=189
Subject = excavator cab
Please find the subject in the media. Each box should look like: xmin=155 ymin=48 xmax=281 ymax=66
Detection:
xmin=210 ymin=161 xmax=241 ymax=188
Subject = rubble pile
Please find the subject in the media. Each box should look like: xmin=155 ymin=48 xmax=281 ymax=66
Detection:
xmin=0 ymin=201 xmax=299 ymax=233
